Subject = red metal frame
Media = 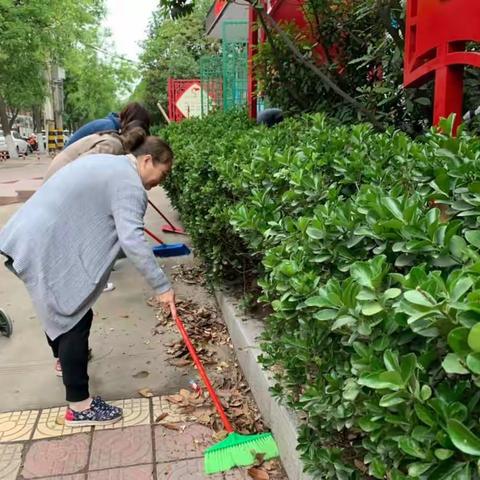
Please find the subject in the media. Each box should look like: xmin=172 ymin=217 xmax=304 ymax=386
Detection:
xmin=246 ymin=0 xmax=330 ymax=119
xmin=404 ymin=0 xmax=480 ymax=132
xmin=167 ymin=78 xmax=202 ymax=122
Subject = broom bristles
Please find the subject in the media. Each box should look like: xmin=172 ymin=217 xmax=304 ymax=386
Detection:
xmin=205 ymin=432 xmax=279 ymax=474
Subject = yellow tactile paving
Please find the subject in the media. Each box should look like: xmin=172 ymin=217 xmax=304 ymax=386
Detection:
xmin=0 ymin=410 xmax=38 ymax=443
xmin=33 ymin=406 xmax=91 ymax=439
xmin=94 ymin=398 xmax=151 ymax=430
xmin=152 ymin=396 xmax=196 ymax=424
xmin=0 ymin=443 xmax=23 ymax=480
xmin=1 ymin=396 xmax=195 ymax=443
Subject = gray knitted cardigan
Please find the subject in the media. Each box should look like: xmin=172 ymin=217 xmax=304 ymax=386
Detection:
xmin=0 ymin=154 xmax=171 ymax=339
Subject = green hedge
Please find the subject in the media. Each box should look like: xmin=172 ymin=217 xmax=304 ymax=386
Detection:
xmin=163 ymin=110 xmax=480 ymax=479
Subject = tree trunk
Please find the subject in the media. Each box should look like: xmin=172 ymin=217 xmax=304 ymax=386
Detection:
xmin=0 ymin=97 xmax=18 ymax=159
xmin=32 ymin=105 xmax=43 ymax=132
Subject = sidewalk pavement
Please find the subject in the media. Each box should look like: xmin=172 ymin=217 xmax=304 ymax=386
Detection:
xmin=0 ymin=395 xmax=248 ymax=479
xmin=0 ymin=160 xmax=201 ymax=412
xmin=0 ymin=159 xmax=252 ymax=479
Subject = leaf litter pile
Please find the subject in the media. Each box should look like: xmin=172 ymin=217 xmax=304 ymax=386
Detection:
xmin=147 ymin=272 xmax=286 ymax=480
xmin=171 ymin=263 xmax=208 ymax=287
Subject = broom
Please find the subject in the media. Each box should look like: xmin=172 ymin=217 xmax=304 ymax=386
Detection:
xmin=170 ymin=305 xmax=279 ymax=474
xmin=144 ymin=228 xmax=190 ymax=257
xmin=148 ymin=199 xmax=185 ymax=235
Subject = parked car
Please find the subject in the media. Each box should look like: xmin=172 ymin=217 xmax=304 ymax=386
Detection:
xmin=0 ymin=130 xmax=29 ymax=156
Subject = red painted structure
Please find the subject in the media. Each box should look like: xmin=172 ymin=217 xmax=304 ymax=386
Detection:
xmin=404 ymin=0 xmax=480 ymax=132
xmin=247 ymin=0 xmax=313 ymax=118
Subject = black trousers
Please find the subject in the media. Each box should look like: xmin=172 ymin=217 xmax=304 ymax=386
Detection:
xmin=46 ymin=310 xmax=92 ymax=402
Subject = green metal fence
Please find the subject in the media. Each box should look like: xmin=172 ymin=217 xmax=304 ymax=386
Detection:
xmin=222 ymin=20 xmax=248 ymax=111
xmin=200 ymin=55 xmax=223 ymax=117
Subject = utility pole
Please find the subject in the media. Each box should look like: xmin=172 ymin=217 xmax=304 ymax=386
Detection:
xmin=52 ymin=64 xmax=65 ymax=131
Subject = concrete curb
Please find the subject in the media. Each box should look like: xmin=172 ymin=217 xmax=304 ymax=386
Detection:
xmin=215 ymin=289 xmax=313 ymax=480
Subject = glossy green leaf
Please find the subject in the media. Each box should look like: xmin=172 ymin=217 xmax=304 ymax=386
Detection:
xmin=383 ymin=288 xmax=401 ymax=300
xmin=420 ymin=385 xmax=432 ymax=401
xmin=434 ymin=449 xmax=454 ymax=460
xmin=451 ymin=277 xmax=473 ymax=302
xmin=465 ymin=230 xmax=480 ymax=248
xmin=447 ymin=327 xmax=470 ymax=355
xmin=404 ymin=290 xmax=435 ymax=307
xmin=447 ymin=419 xmax=480 ymax=456
xmin=379 ymin=392 xmax=405 ymax=407
xmin=468 ymin=323 xmax=480 ymax=352
xmin=450 ymin=235 xmax=468 ymax=257
xmin=356 ymin=289 xmax=376 ymax=301
xmin=358 ymin=371 xmax=404 ymax=390
xmin=312 ymin=309 xmax=338 ymax=321
xmin=407 ymin=462 xmax=432 ymax=477
xmin=398 ymin=437 xmax=426 ymax=459
xmin=306 ymin=227 xmax=323 ymax=240
xmin=466 ymin=353 xmax=480 ymax=374
xmin=361 ymin=302 xmax=383 ymax=316
xmin=331 ymin=315 xmax=356 ymax=330
xmin=442 ymin=353 xmax=469 ymax=374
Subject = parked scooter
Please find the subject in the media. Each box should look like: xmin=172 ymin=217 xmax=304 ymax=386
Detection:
xmin=27 ymin=134 xmax=38 ymax=153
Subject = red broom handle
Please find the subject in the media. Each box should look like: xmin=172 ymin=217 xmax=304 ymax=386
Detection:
xmin=145 ymin=227 xmax=164 ymax=245
xmin=148 ymin=199 xmax=176 ymax=229
xmin=171 ymin=306 xmax=234 ymax=433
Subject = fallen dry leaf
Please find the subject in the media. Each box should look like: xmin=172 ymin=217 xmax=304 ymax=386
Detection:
xmin=212 ymin=430 xmax=229 ymax=442
xmin=132 ymin=370 xmax=149 ymax=379
xmin=248 ymin=467 xmax=270 ymax=480
xmin=179 ymin=388 xmax=191 ymax=398
xmin=166 ymin=394 xmax=184 ymax=404
xmin=155 ymin=413 xmax=169 ymax=423
xmin=138 ymin=388 xmax=154 ymax=398
xmin=162 ymin=423 xmax=182 ymax=431
xmin=354 ymin=459 xmax=368 ymax=474
xmin=55 ymin=416 xmax=65 ymax=426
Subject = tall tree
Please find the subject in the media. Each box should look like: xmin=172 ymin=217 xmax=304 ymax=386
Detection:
xmin=138 ymin=0 xmax=217 ymax=124
xmin=0 ymin=0 xmax=104 ymax=157
xmin=63 ymin=39 xmax=136 ymax=131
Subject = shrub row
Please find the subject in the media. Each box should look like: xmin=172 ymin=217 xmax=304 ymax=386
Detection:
xmin=163 ymin=111 xmax=480 ymax=479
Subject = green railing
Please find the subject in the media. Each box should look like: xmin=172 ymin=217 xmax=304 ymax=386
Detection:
xmin=222 ymin=20 xmax=248 ymax=111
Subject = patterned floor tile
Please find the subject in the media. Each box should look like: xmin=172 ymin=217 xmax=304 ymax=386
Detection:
xmin=21 ymin=433 xmax=90 ymax=478
xmin=152 ymin=396 xmax=196 ymax=424
xmin=156 ymin=458 xmax=223 ymax=479
xmin=0 ymin=410 xmax=38 ymax=442
xmin=94 ymin=398 xmax=151 ymax=431
xmin=88 ymin=464 xmax=154 ymax=479
xmin=0 ymin=443 xmax=23 ymax=480
xmin=33 ymin=407 xmax=91 ymax=440
xmin=89 ymin=425 xmax=152 ymax=470
xmin=154 ymin=423 xmax=214 ymax=463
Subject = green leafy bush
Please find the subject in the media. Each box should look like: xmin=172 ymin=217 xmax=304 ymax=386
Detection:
xmin=163 ymin=110 xmax=480 ymax=478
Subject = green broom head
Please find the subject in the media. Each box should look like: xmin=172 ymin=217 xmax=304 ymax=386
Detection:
xmin=204 ymin=431 xmax=279 ymax=474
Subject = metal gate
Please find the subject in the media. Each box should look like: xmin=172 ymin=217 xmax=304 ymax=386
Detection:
xmin=222 ymin=20 xmax=248 ymax=111
xmin=200 ymin=55 xmax=223 ymax=117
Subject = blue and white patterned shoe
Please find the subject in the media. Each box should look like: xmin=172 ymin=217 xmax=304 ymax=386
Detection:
xmin=65 ymin=396 xmax=123 ymax=427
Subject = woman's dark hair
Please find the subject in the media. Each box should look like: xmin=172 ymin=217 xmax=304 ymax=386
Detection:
xmin=132 ymin=136 xmax=173 ymax=166
xmin=119 ymin=102 xmax=151 ymax=134
xmin=120 ymin=126 xmax=147 ymax=153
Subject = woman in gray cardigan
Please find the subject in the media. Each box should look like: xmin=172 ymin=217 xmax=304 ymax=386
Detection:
xmin=0 ymin=136 xmax=175 ymax=426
